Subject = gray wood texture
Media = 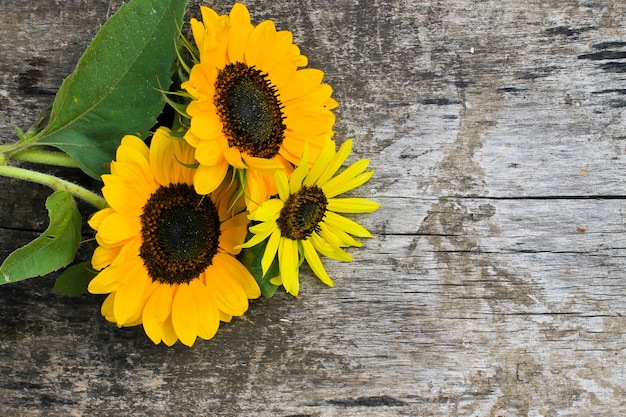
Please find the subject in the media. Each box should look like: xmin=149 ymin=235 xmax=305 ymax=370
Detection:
xmin=1 ymin=0 xmax=625 ymax=416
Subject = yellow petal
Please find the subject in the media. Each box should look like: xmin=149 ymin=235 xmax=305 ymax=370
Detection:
xmin=302 ymin=239 xmax=333 ymax=287
xmin=245 ymin=19 xmax=276 ymax=65
xmin=242 ymin=154 xmax=285 ymax=176
xmin=327 ymin=198 xmax=380 ymax=213
xmin=278 ymin=237 xmax=299 ymax=296
xmin=88 ymin=207 xmax=115 ymax=232
xmin=261 ymin=228 xmax=281 ymax=275
xmin=193 ymin=133 xmax=227 ymax=166
xmin=279 ymin=68 xmax=325 ymax=101
xmin=96 ymin=212 xmax=141 ymax=246
xmin=238 ymin=224 xmax=274 ymax=249
xmin=194 ymin=160 xmax=229 ymax=194
xmin=118 ymin=135 xmax=149 ymax=163
xmin=322 ymin=163 xmax=373 ymax=198
xmin=289 ymin=146 xmax=309 ymax=195
xmin=311 ymin=233 xmax=353 ymax=262
xmin=108 ymin=160 xmax=155 ymax=200
xmin=219 ymin=212 xmax=249 ymax=255
xmin=315 ymin=139 xmax=353 ymax=186
xmin=274 ymin=170 xmax=290 ymax=201
xmin=303 ymin=139 xmax=336 ymax=186
xmin=88 ymin=264 xmax=123 ymax=294
xmin=190 ymin=279 xmax=220 ymax=340
xmin=113 ymin=265 xmax=150 ymax=326
xmin=101 ymin=293 xmax=116 ymax=323
xmin=224 ymin=146 xmax=246 ymax=169
xmin=91 ymin=245 xmax=121 ymax=271
xmin=101 ymin=177 xmax=148 ymax=217
xmin=320 ymin=222 xmax=362 ymax=248
xmin=213 ymin=252 xmax=260 ymax=299
xmin=249 ymin=198 xmax=284 ymax=222
xmin=172 ymin=283 xmax=199 ymax=347
xmin=161 ymin=315 xmax=178 ymax=347
xmin=227 ymin=3 xmax=253 ymax=63
xmin=150 ymin=127 xmax=196 ymax=186
xmin=205 ymin=264 xmax=249 ymax=316
xmin=323 ymin=211 xmax=372 ymax=239
xmin=142 ymin=283 xmax=173 ymax=345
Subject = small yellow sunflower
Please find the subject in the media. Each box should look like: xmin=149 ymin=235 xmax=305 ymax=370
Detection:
xmin=88 ymin=127 xmax=260 ymax=347
xmin=181 ymin=2 xmax=338 ymax=210
xmin=239 ymin=139 xmax=379 ymax=297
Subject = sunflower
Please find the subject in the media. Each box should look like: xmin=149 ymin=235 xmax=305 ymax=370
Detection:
xmin=239 ymin=139 xmax=379 ymax=297
xmin=88 ymin=127 xmax=260 ymax=347
xmin=181 ymin=2 xmax=338 ymax=211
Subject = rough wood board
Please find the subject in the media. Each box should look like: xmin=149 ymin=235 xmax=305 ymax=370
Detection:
xmin=0 ymin=0 xmax=625 ymax=416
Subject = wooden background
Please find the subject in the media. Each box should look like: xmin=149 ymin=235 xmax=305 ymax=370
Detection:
xmin=1 ymin=0 xmax=625 ymax=416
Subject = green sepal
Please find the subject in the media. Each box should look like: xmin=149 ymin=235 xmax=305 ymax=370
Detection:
xmin=237 ymin=236 xmax=279 ymax=298
xmin=53 ymin=261 xmax=98 ymax=296
xmin=0 ymin=191 xmax=82 ymax=284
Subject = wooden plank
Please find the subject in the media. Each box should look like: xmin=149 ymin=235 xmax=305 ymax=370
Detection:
xmin=0 ymin=0 xmax=625 ymax=416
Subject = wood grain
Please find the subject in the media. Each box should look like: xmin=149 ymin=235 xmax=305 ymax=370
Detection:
xmin=1 ymin=0 xmax=625 ymax=416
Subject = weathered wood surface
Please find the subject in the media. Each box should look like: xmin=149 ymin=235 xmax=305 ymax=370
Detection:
xmin=1 ymin=0 xmax=625 ymax=416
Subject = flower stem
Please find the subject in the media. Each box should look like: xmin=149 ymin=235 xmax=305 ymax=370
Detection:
xmin=11 ymin=149 xmax=81 ymax=168
xmin=0 ymin=165 xmax=106 ymax=210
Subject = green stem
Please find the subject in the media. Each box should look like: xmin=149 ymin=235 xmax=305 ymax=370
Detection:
xmin=0 ymin=165 xmax=106 ymax=210
xmin=11 ymin=149 xmax=81 ymax=168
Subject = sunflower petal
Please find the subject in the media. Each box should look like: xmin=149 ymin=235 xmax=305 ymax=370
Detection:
xmin=274 ymin=170 xmax=290 ymax=201
xmin=322 ymin=168 xmax=373 ymax=199
xmin=101 ymin=293 xmax=116 ymax=323
xmin=142 ymin=283 xmax=173 ymax=345
xmin=278 ymin=237 xmax=300 ymax=296
xmin=227 ymin=2 xmax=253 ymax=63
xmin=150 ymin=127 xmax=196 ymax=186
xmin=214 ymin=252 xmax=260 ymax=299
xmin=316 ymin=139 xmax=353 ymax=186
xmin=190 ymin=279 xmax=220 ymax=340
xmin=262 ymin=229 xmax=281 ymax=275
xmin=97 ymin=212 xmax=141 ymax=246
xmin=219 ymin=212 xmax=250 ymax=255
xmin=327 ymin=198 xmax=380 ymax=213
xmin=113 ymin=266 xmax=150 ymax=326
xmin=161 ymin=315 xmax=178 ymax=347
xmin=302 ymin=239 xmax=333 ymax=287
xmin=172 ymin=283 xmax=199 ymax=347
xmin=194 ymin=160 xmax=229 ymax=195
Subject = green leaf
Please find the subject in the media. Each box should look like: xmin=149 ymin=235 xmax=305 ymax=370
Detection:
xmin=237 ymin=238 xmax=280 ymax=298
xmin=54 ymin=261 xmax=98 ymax=296
xmin=38 ymin=0 xmax=188 ymax=179
xmin=0 ymin=191 xmax=82 ymax=284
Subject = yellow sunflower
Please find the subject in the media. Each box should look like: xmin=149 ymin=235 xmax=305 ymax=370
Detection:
xmin=88 ymin=127 xmax=260 ymax=347
xmin=181 ymin=2 xmax=338 ymax=210
xmin=239 ymin=139 xmax=379 ymax=297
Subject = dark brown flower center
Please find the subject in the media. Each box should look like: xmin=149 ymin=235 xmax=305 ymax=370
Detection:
xmin=277 ymin=185 xmax=328 ymax=240
xmin=214 ymin=62 xmax=285 ymax=159
xmin=140 ymin=183 xmax=221 ymax=284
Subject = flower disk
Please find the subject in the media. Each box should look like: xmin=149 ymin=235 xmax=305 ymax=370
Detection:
xmin=215 ymin=62 xmax=286 ymax=159
xmin=140 ymin=183 xmax=221 ymax=285
xmin=277 ymin=185 xmax=327 ymax=241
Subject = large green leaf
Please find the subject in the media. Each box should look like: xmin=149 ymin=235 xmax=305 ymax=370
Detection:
xmin=0 ymin=191 xmax=81 ymax=284
xmin=38 ymin=0 xmax=188 ymax=179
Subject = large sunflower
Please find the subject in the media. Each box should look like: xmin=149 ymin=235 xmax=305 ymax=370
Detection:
xmin=88 ymin=127 xmax=260 ymax=347
xmin=181 ymin=2 xmax=338 ymax=210
xmin=239 ymin=139 xmax=379 ymax=297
